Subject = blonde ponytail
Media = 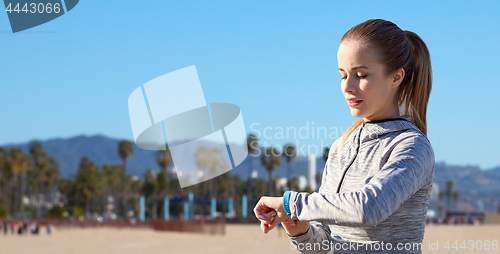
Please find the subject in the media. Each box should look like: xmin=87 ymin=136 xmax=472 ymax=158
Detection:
xmin=399 ymin=30 xmax=432 ymax=136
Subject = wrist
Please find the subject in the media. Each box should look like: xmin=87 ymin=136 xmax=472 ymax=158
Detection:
xmin=283 ymin=191 xmax=292 ymax=216
xmin=286 ymin=221 xmax=310 ymax=237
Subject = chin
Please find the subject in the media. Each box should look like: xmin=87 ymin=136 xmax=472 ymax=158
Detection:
xmin=350 ymin=109 xmax=366 ymax=119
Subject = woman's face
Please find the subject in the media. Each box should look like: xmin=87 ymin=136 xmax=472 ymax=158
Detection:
xmin=337 ymin=40 xmax=403 ymax=121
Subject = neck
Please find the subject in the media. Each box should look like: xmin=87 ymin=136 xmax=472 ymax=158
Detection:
xmin=363 ymin=105 xmax=400 ymax=122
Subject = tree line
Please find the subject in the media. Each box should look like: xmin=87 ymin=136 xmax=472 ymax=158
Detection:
xmin=0 ymin=134 xmax=322 ymax=220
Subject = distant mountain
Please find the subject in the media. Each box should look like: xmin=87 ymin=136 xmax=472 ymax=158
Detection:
xmin=0 ymin=134 xmax=309 ymax=180
xmin=3 ymin=135 xmax=158 ymax=178
xmin=433 ymin=162 xmax=500 ymax=195
xmin=432 ymin=162 xmax=500 ymax=212
xmin=489 ymin=165 xmax=500 ymax=173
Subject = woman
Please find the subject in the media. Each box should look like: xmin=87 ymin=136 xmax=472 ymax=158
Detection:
xmin=253 ymin=19 xmax=434 ymax=254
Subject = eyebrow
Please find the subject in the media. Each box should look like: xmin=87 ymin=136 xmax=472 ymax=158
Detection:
xmin=338 ymin=66 xmax=370 ymax=71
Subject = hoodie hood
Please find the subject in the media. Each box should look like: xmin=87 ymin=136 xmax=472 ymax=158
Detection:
xmin=359 ymin=115 xmax=421 ymax=143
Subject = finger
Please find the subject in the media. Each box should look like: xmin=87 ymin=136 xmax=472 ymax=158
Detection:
xmin=253 ymin=204 xmax=262 ymax=216
xmin=255 ymin=207 xmax=275 ymax=218
xmin=253 ymin=197 xmax=274 ymax=214
xmin=257 ymin=201 xmax=273 ymax=213
xmin=260 ymin=221 xmax=266 ymax=233
xmin=260 ymin=221 xmax=275 ymax=234
xmin=266 ymin=210 xmax=277 ymax=217
xmin=253 ymin=204 xmax=269 ymax=219
xmin=253 ymin=200 xmax=263 ymax=215
xmin=257 ymin=214 xmax=276 ymax=225
xmin=263 ymin=216 xmax=282 ymax=234
xmin=256 ymin=210 xmax=276 ymax=221
xmin=263 ymin=222 xmax=273 ymax=234
xmin=256 ymin=209 xmax=276 ymax=218
xmin=253 ymin=203 xmax=269 ymax=217
xmin=256 ymin=214 xmax=271 ymax=223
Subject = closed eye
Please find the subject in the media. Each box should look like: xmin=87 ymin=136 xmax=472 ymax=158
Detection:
xmin=341 ymin=75 xmax=367 ymax=80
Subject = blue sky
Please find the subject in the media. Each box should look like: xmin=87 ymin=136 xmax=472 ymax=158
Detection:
xmin=1 ymin=1 xmax=499 ymax=169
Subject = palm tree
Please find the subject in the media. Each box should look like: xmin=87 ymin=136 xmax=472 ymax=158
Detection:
xmin=438 ymin=192 xmax=445 ymax=217
xmin=29 ymin=142 xmax=45 ymax=159
xmin=319 ymin=146 xmax=329 ymax=192
xmin=283 ymin=143 xmax=296 ymax=190
xmin=453 ymin=192 xmax=459 ymax=211
xmin=152 ymin=172 xmax=162 ymax=220
xmin=323 ymin=146 xmax=329 ymax=162
xmin=29 ymin=142 xmax=50 ymax=218
xmin=5 ymin=148 xmax=32 ymax=215
xmin=42 ymin=157 xmax=60 ymax=216
xmin=102 ymin=164 xmax=122 ymax=217
xmin=29 ymin=143 xmax=43 ymax=217
xmin=315 ymin=172 xmax=322 ymax=188
xmin=246 ymin=134 xmax=258 ymax=199
xmin=75 ymin=157 xmax=101 ymax=217
xmin=127 ymin=175 xmax=143 ymax=218
xmin=32 ymin=159 xmax=52 ymax=218
xmin=118 ymin=140 xmax=133 ymax=218
xmin=445 ymin=180 xmax=454 ymax=212
xmin=261 ymin=147 xmax=281 ymax=196
xmin=156 ymin=146 xmax=172 ymax=218
xmin=0 ymin=148 xmax=8 ymax=214
xmin=196 ymin=147 xmax=230 ymax=216
xmin=196 ymin=147 xmax=212 ymax=216
xmin=141 ymin=170 xmax=159 ymax=219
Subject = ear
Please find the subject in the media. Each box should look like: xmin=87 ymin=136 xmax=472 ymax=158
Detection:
xmin=391 ymin=68 xmax=405 ymax=89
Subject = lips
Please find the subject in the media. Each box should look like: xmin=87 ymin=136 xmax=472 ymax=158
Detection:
xmin=347 ymin=98 xmax=363 ymax=107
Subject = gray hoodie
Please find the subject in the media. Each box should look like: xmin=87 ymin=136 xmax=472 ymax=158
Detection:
xmin=287 ymin=115 xmax=435 ymax=253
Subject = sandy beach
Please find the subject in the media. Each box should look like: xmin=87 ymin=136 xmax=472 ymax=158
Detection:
xmin=1 ymin=224 xmax=499 ymax=253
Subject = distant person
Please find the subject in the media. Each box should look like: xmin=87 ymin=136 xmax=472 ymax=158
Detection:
xmin=254 ymin=19 xmax=434 ymax=253
xmin=46 ymin=224 xmax=52 ymax=235
xmin=22 ymin=221 xmax=28 ymax=235
xmin=3 ymin=221 xmax=7 ymax=235
xmin=30 ymin=222 xmax=39 ymax=235
xmin=17 ymin=222 xmax=23 ymax=235
xmin=10 ymin=222 xmax=15 ymax=234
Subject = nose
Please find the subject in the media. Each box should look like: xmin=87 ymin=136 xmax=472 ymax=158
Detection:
xmin=342 ymin=76 xmax=356 ymax=95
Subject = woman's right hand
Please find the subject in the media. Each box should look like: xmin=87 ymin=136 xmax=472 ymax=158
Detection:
xmin=282 ymin=219 xmax=310 ymax=237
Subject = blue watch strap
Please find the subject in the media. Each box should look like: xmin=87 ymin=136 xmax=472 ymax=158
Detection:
xmin=283 ymin=191 xmax=292 ymax=216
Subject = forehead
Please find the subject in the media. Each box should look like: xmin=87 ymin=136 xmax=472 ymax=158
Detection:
xmin=337 ymin=40 xmax=379 ymax=70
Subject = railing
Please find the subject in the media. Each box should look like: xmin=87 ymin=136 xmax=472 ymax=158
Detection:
xmin=1 ymin=217 xmax=227 ymax=235
xmin=152 ymin=217 xmax=226 ymax=235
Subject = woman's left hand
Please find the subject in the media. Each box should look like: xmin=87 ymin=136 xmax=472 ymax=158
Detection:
xmin=253 ymin=196 xmax=296 ymax=234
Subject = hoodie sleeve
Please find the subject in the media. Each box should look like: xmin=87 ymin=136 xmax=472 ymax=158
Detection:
xmin=288 ymin=135 xmax=435 ymax=227
xmin=288 ymin=221 xmax=333 ymax=254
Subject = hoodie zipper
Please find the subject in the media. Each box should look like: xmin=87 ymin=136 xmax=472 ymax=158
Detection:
xmin=336 ymin=121 xmax=364 ymax=193
xmin=335 ymin=117 xmax=413 ymax=193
